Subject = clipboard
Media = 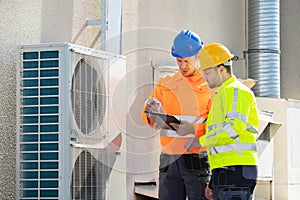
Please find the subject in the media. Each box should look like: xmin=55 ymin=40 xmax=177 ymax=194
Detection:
xmin=144 ymin=110 xmax=180 ymax=130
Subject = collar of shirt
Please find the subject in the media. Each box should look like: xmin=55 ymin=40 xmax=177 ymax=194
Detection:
xmin=216 ymin=75 xmax=236 ymax=94
xmin=174 ymin=71 xmax=204 ymax=83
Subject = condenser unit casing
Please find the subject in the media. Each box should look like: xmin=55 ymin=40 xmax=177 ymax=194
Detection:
xmin=16 ymin=43 xmax=126 ymax=200
xmin=255 ymin=97 xmax=300 ymax=200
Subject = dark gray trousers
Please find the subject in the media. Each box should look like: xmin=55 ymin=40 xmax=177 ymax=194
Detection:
xmin=210 ymin=166 xmax=257 ymax=200
xmin=159 ymin=154 xmax=209 ymax=200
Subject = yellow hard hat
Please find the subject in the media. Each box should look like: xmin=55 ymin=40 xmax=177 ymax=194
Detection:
xmin=199 ymin=43 xmax=234 ymax=71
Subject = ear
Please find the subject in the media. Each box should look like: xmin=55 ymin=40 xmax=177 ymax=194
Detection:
xmin=218 ymin=65 xmax=226 ymax=74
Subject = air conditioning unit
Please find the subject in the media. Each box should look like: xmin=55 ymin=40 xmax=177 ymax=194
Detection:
xmin=16 ymin=43 xmax=126 ymax=200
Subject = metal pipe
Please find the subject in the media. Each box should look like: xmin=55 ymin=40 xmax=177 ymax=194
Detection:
xmin=101 ymin=0 xmax=107 ymax=50
xmin=247 ymin=0 xmax=280 ymax=98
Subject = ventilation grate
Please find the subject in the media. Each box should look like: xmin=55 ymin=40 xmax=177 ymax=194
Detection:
xmin=71 ymin=58 xmax=106 ymax=136
xmin=18 ymin=50 xmax=60 ymax=199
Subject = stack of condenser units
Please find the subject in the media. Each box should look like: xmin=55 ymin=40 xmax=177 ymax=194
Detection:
xmin=16 ymin=43 xmax=126 ymax=200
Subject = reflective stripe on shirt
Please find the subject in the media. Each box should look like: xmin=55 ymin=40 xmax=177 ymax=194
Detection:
xmin=160 ymin=129 xmax=194 ymax=138
xmin=178 ymin=115 xmax=207 ymax=124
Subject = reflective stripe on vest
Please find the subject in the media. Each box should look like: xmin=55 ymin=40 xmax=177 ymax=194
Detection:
xmin=207 ymin=88 xmax=257 ymax=156
xmin=210 ymin=142 xmax=257 ymax=155
xmin=226 ymin=112 xmax=258 ymax=134
xmin=207 ymin=122 xmax=239 ymax=140
xmin=207 ymin=88 xmax=258 ymax=141
xmin=226 ymin=89 xmax=258 ymax=134
xmin=246 ymin=124 xmax=258 ymax=133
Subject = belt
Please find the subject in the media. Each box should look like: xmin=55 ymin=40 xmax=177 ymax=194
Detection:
xmin=162 ymin=152 xmax=208 ymax=158
xmin=181 ymin=152 xmax=208 ymax=159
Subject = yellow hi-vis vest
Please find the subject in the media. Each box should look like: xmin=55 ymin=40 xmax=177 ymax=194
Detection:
xmin=199 ymin=76 xmax=259 ymax=170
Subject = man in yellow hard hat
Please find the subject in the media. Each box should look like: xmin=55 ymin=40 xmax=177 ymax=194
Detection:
xmin=173 ymin=43 xmax=259 ymax=200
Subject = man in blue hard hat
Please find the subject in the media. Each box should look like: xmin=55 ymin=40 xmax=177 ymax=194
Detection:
xmin=141 ymin=30 xmax=212 ymax=200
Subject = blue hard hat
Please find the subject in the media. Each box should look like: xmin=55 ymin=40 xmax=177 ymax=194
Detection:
xmin=171 ymin=29 xmax=204 ymax=58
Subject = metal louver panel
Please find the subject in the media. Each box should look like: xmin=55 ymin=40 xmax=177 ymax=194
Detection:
xmin=17 ymin=50 xmax=60 ymax=199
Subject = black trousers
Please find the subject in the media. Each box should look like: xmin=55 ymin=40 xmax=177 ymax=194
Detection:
xmin=159 ymin=153 xmax=210 ymax=200
xmin=210 ymin=165 xmax=257 ymax=200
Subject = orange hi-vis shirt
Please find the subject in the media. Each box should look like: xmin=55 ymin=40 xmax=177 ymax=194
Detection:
xmin=141 ymin=71 xmax=211 ymax=155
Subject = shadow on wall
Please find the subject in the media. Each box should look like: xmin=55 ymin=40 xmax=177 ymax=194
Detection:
xmin=71 ymin=21 xmax=102 ymax=48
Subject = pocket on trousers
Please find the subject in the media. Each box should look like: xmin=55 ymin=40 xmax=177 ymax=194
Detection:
xmin=211 ymin=169 xmax=228 ymax=186
xmin=159 ymin=154 xmax=170 ymax=172
xmin=183 ymin=154 xmax=209 ymax=172
xmin=242 ymin=166 xmax=257 ymax=180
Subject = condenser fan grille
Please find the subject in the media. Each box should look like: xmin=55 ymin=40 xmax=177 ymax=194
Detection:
xmin=71 ymin=150 xmax=112 ymax=200
xmin=71 ymin=59 xmax=106 ymax=135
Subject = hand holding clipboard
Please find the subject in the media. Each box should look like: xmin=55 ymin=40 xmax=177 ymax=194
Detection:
xmin=144 ymin=110 xmax=180 ymax=130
